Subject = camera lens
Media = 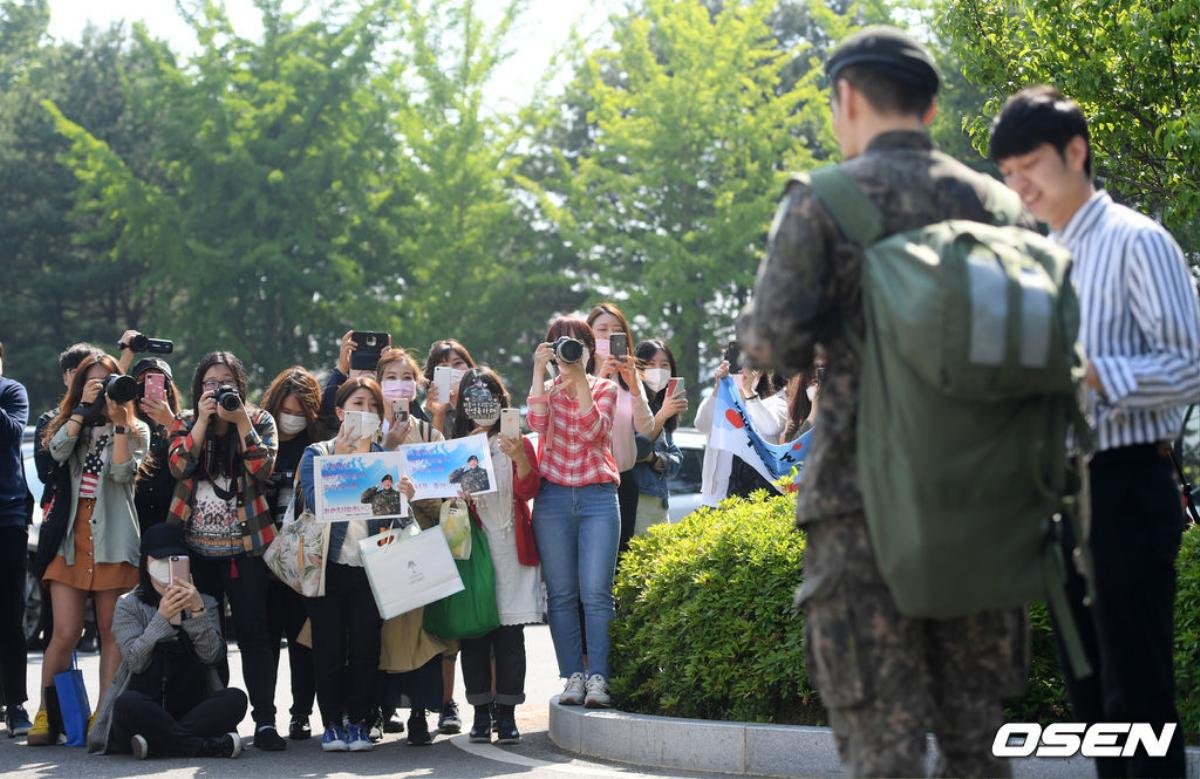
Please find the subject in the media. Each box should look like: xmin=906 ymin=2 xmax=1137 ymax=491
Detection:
xmin=554 ymin=337 xmax=584 ymax=364
xmin=215 ymin=385 xmax=241 ymax=411
xmin=103 ymin=375 xmax=139 ymax=404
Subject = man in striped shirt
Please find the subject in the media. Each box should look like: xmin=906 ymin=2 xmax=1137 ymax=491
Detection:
xmin=992 ymin=86 xmax=1200 ymax=778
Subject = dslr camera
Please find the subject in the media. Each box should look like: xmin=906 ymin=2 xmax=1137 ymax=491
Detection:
xmin=214 ymin=385 xmax=242 ymax=411
xmin=552 ymin=336 xmax=584 ymax=364
xmin=101 ymin=374 xmax=139 ymax=404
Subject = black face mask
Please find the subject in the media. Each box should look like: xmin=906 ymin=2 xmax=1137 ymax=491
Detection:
xmin=462 ymin=383 xmax=500 ymax=427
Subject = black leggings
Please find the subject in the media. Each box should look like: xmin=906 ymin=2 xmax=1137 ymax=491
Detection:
xmin=111 ymin=688 xmax=246 ymax=757
xmin=307 ymin=563 xmax=382 ymax=727
xmin=461 ymin=625 xmax=526 ymax=706
xmin=617 ymin=470 xmax=639 ymax=552
xmin=266 ymin=578 xmax=315 ymax=720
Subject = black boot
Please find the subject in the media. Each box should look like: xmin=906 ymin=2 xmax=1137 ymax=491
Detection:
xmin=406 ymin=709 xmax=432 ymax=746
xmin=468 ymin=705 xmax=491 ymax=743
xmin=494 ymin=704 xmax=519 ymax=745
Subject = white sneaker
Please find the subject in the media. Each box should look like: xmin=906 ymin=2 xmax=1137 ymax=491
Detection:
xmin=131 ymin=734 xmax=149 ymax=760
xmin=584 ymin=674 xmax=611 ymax=708
xmin=559 ymin=673 xmax=586 ymax=706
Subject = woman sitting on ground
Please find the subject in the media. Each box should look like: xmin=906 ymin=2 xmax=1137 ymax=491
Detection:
xmin=88 ymin=522 xmax=246 ymax=760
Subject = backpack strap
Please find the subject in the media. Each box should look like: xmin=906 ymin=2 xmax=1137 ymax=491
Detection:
xmin=807 ymin=167 xmax=884 ymax=247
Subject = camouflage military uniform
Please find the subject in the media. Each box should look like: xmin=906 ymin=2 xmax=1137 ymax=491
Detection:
xmin=360 ymin=485 xmax=404 ymax=516
xmin=453 ymin=466 xmax=490 ymax=495
xmin=738 ymin=131 xmax=1033 ymax=778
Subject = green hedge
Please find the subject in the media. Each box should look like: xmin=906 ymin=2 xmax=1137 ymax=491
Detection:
xmin=611 ymin=490 xmax=1200 ymax=738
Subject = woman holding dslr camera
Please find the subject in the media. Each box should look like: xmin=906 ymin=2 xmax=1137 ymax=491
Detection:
xmin=166 ymin=352 xmax=284 ymax=750
xmin=526 ymin=317 xmax=620 ymax=709
xmin=28 ymin=354 xmax=149 ymax=745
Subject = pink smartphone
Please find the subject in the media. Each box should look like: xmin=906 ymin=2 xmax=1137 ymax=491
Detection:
xmin=144 ymin=373 xmax=166 ymax=403
xmin=168 ymin=554 xmax=190 ymax=586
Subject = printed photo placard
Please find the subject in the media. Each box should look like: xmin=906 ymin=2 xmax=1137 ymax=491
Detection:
xmin=314 ymin=451 xmax=410 ymax=523
xmin=401 ymin=433 xmax=498 ymax=500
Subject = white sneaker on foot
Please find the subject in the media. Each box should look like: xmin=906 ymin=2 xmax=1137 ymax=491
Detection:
xmin=584 ymin=674 xmax=611 ymax=708
xmin=559 ymin=673 xmax=586 ymax=706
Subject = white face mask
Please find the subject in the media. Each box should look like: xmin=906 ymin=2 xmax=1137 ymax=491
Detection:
xmin=147 ymin=558 xmax=172 ymax=585
xmin=279 ymin=413 xmax=307 ymax=435
xmin=643 ymin=368 xmax=670 ymax=393
xmin=806 ymin=385 xmax=818 ymax=402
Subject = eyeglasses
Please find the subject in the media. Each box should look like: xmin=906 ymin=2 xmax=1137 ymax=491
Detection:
xmin=201 ymin=380 xmax=226 ymax=390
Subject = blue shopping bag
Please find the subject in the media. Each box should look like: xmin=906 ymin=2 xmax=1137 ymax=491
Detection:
xmin=54 ymin=653 xmax=90 ymax=747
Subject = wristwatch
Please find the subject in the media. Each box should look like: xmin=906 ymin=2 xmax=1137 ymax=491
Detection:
xmin=113 ymin=425 xmax=128 ymax=435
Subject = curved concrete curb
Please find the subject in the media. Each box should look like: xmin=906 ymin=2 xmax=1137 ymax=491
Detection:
xmin=548 ymin=697 xmax=1200 ymax=778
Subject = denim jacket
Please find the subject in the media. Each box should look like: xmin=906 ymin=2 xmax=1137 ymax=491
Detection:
xmin=298 ymin=439 xmax=393 ymax=564
xmin=631 ymin=426 xmax=683 ymax=508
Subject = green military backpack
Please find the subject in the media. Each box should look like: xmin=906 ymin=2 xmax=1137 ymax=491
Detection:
xmin=808 ymin=166 xmax=1092 ymax=672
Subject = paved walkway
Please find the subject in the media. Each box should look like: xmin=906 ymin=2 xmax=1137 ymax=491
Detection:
xmin=2 ymin=625 xmax=717 ymax=778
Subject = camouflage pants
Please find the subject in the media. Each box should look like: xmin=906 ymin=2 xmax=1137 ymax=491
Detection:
xmin=797 ymin=513 xmax=1028 ymax=778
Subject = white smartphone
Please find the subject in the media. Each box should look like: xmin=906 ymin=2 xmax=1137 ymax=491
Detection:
xmin=500 ymin=408 xmax=521 ymax=438
xmin=434 ymin=365 xmax=454 ymax=403
xmin=342 ymin=411 xmax=362 ymax=440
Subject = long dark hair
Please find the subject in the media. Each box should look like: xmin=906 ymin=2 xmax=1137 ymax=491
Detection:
xmin=43 ymin=353 xmax=133 ymax=448
xmin=421 ymin=339 xmax=477 ymax=384
xmin=586 ymin=302 xmax=635 ymax=390
xmin=261 ymin=366 xmax=326 ymax=441
xmin=635 ymin=339 xmax=679 ymax=434
xmin=189 ymin=351 xmax=251 ymax=483
xmin=450 ymin=367 xmax=511 ymax=439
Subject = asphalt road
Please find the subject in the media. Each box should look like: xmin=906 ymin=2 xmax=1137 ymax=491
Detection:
xmin=0 ymin=624 xmax=721 ymax=779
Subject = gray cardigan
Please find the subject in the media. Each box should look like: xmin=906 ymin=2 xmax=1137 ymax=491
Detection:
xmin=50 ymin=421 xmax=149 ymax=566
xmin=87 ymin=590 xmax=224 ymax=754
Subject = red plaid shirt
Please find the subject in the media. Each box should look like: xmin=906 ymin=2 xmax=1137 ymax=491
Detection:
xmin=526 ymin=374 xmax=619 ymax=487
xmin=166 ymin=408 xmax=278 ymax=557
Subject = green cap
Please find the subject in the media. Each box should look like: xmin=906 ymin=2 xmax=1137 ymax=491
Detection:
xmin=826 ymin=26 xmax=940 ymax=95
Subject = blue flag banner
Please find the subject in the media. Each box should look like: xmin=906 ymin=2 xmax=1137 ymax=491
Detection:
xmin=709 ymin=376 xmax=814 ymax=490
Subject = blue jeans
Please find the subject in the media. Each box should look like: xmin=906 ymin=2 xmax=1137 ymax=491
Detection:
xmin=532 ymin=480 xmax=620 ymax=679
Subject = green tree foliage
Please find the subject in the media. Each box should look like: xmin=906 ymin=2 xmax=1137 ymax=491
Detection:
xmin=522 ymin=0 xmax=834 ymax=388
xmin=937 ymin=0 xmax=1200 ymax=252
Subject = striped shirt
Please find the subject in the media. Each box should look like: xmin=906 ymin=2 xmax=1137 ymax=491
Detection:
xmin=1054 ymin=190 xmax=1200 ymax=452
xmin=526 ymin=374 xmax=619 ymax=487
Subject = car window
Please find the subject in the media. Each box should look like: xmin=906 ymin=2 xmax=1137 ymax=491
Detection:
xmin=668 ymin=445 xmax=703 ymax=495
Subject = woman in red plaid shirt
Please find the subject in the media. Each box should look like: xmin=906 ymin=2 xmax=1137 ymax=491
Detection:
xmin=526 ymin=317 xmax=620 ymax=709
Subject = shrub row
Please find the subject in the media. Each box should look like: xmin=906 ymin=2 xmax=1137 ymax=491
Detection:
xmin=611 ymin=490 xmax=1200 ymax=740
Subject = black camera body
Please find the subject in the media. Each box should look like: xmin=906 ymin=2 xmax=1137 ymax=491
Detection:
xmin=102 ymin=374 xmax=139 ymax=404
xmin=552 ymin=336 xmax=584 ymax=364
xmin=214 ymin=385 xmax=241 ymax=411
xmin=121 ymin=333 xmax=174 ymax=354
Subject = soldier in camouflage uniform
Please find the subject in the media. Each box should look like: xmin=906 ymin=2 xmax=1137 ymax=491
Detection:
xmin=738 ymin=27 xmax=1032 ymax=778
xmin=360 ymin=474 xmax=404 ymax=516
xmin=451 ymin=456 xmax=491 ymax=495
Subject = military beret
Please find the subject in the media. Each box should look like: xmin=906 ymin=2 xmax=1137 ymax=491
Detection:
xmin=825 ymin=25 xmax=940 ymax=95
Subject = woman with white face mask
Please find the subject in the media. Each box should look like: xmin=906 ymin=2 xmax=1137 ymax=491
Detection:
xmin=782 ymin=361 xmax=824 ymax=443
xmin=298 ymin=377 xmax=417 ymax=753
xmin=87 ymin=522 xmax=245 ymax=759
xmin=585 ymin=303 xmax=655 ymax=551
xmin=450 ymin=368 xmax=543 ymax=745
xmin=629 ymin=340 xmax=688 ymax=536
xmin=259 ymin=367 xmax=326 ymax=742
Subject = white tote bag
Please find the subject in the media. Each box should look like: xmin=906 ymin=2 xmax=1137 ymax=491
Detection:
xmin=358 ymin=525 xmax=464 ymax=620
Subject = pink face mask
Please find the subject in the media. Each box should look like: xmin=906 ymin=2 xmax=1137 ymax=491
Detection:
xmin=593 ymin=339 xmax=611 ymax=360
xmin=382 ymin=379 xmax=416 ymax=402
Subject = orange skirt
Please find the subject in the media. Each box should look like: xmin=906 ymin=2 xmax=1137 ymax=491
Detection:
xmin=43 ymin=498 xmax=138 ymax=592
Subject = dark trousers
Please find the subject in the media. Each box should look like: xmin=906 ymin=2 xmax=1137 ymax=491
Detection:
xmin=191 ymin=555 xmax=278 ymax=728
xmin=307 ymin=563 xmax=381 ymax=727
xmin=266 ymin=578 xmax=315 ymax=720
xmin=461 ymin=625 xmax=526 ymax=706
xmin=617 ymin=470 xmax=639 ymax=552
xmin=111 ymin=688 xmax=246 ymax=757
xmin=0 ymin=527 xmax=27 ymax=706
xmin=1051 ymin=445 xmax=1186 ymax=778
